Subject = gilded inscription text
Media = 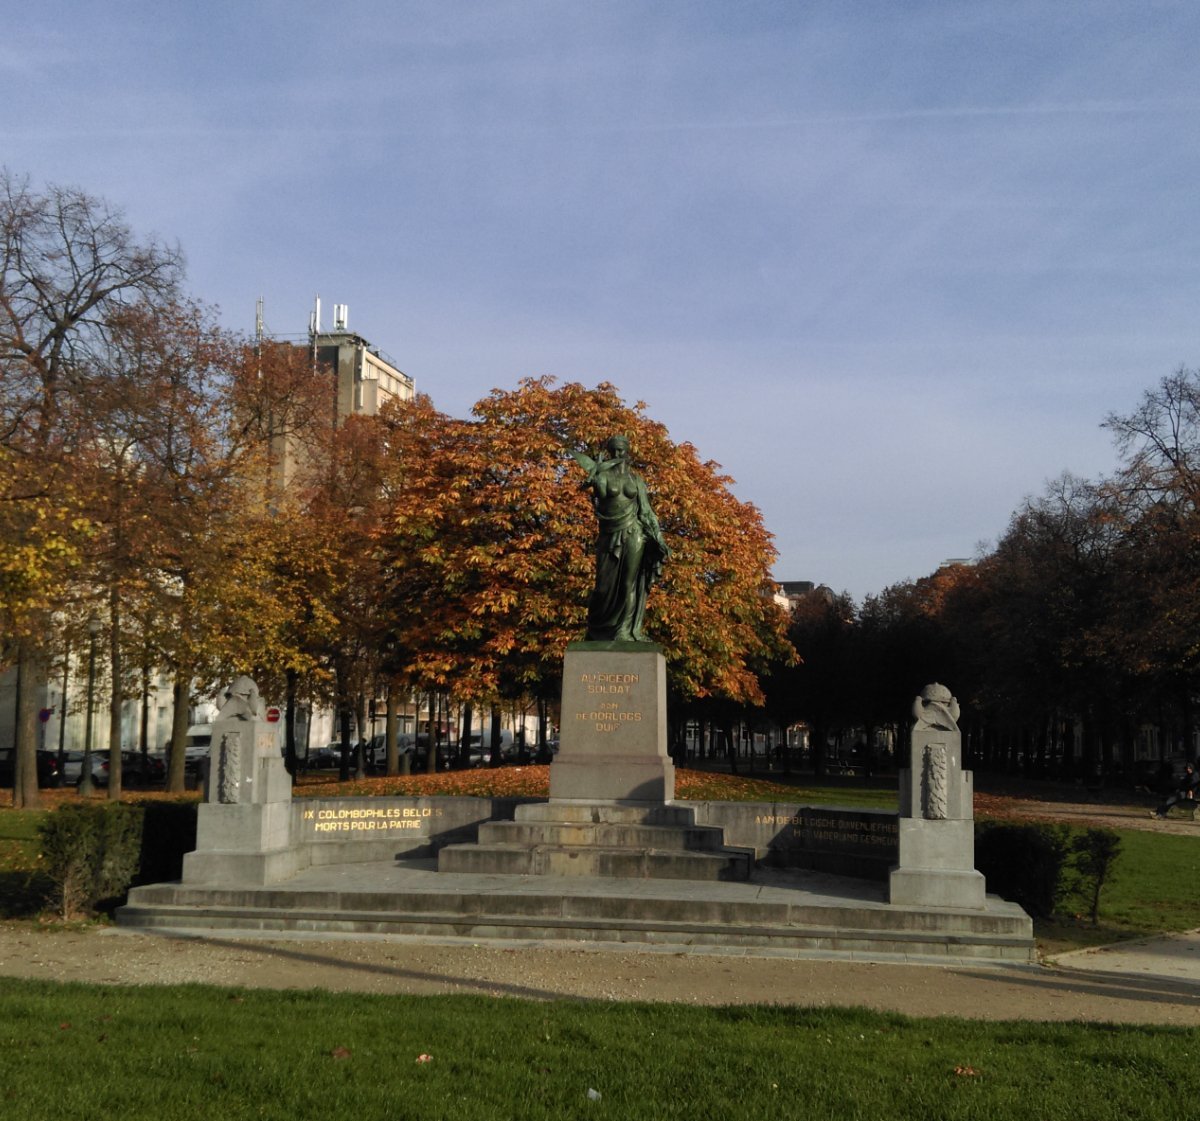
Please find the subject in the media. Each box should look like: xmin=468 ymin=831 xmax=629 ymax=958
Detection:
xmin=302 ymin=805 xmax=444 ymax=836
xmin=572 ymin=672 xmax=643 ymax=733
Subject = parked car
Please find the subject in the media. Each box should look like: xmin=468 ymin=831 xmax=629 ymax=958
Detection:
xmin=60 ymin=750 xmax=110 ymax=787
xmin=120 ymin=750 xmax=166 ymax=786
xmin=366 ymin=734 xmax=456 ymax=771
xmin=302 ymin=745 xmax=341 ymax=771
xmin=0 ymin=748 xmax=62 ymax=788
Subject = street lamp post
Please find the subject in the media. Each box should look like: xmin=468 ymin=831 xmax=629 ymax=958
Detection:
xmin=79 ymin=614 xmax=101 ymax=797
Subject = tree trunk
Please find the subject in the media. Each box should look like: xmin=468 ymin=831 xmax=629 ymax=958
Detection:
xmin=537 ymin=699 xmax=548 ymax=761
xmin=354 ymin=691 xmax=367 ymax=779
xmin=385 ymin=682 xmax=399 ymax=776
xmin=12 ymin=640 xmax=45 ymax=809
xmin=139 ymin=658 xmax=151 ymax=763
xmin=722 ymin=721 xmax=737 ymax=776
xmin=166 ymin=671 xmax=190 ymax=793
xmin=812 ymin=720 xmax=827 ymax=777
xmin=489 ymin=704 xmax=502 ymax=768
xmin=1182 ymin=678 xmax=1195 ymax=763
xmin=107 ymin=595 xmax=123 ymax=801
xmin=336 ymin=665 xmax=351 ymax=782
xmin=283 ymin=667 xmax=298 ymax=777
xmin=57 ymin=640 xmax=70 ymax=780
xmin=425 ymin=693 xmax=438 ymax=773
xmin=458 ymin=703 xmax=473 ymax=770
xmin=338 ymin=706 xmax=352 ymax=782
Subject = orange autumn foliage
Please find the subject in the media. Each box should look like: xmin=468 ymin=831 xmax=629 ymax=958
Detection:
xmin=376 ymin=379 xmax=793 ymax=705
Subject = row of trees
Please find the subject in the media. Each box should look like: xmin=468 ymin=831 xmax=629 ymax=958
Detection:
xmin=12 ymin=170 xmax=1193 ymax=800
xmin=1 ymin=172 xmax=793 ymax=806
xmin=0 ymin=170 xmax=350 ymax=804
xmin=780 ymin=367 xmax=1200 ymax=780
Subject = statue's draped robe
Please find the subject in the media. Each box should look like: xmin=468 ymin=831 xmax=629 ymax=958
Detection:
xmin=586 ymin=472 xmax=666 ymax=642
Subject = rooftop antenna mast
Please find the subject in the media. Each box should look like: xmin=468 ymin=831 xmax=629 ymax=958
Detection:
xmin=309 ymin=295 xmax=321 ymax=373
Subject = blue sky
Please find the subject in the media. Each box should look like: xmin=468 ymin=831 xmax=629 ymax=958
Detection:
xmin=6 ymin=1 xmax=1199 ymax=599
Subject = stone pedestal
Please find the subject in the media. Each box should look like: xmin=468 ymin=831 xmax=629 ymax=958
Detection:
xmin=182 ymin=693 xmax=298 ymax=886
xmin=438 ymin=646 xmax=755 ymax=879
xmin=888 ymin=688 xmax=986 ymax=910
xmin=550 ymin=642 xmax=673 ymax=804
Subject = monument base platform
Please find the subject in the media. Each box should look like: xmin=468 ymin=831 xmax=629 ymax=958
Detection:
xmin=117 ymin=859 xmax=1035 ymax=964
xmin=888 ymin=867 xmax=988 ymax=909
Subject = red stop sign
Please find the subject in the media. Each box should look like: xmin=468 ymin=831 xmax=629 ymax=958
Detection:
xmin=265 ymin=706 xmax=281 ymax=724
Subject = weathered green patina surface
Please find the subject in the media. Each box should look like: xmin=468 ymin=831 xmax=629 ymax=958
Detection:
xmin=570 ymin=435 xmax=669 ymax=643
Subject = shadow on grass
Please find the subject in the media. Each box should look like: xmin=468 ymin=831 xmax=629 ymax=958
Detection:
xmin=136 ymin=932 xmax=584 ymax=1002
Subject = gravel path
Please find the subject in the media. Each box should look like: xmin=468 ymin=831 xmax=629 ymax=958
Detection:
xmin=2 ymin=925 xmax=1199 ymax=1026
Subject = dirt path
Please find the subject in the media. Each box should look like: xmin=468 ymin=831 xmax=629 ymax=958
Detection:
xmin=976 ymin=790 xmax=1200 ymax=834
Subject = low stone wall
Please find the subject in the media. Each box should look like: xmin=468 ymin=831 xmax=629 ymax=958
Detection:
xmin=288 ymin=796 xmax=898 ymax=881
xmin=292 ymin=796 xmax=541 ymax=865
xmin=683 ymin=801 xmax=899 ymax=881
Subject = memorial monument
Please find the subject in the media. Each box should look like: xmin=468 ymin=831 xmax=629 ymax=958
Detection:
xmin=181 ymin=675 xmax=297 ymax=885
xmin=437 ymin=435 xmax=750 ymax=878
xmin=553 ymin=435 xmax=674 ymax=803
xmin=888 ymin=683 xmax=987 ymax=908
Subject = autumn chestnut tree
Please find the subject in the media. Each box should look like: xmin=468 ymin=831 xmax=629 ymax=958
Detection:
xmin=376 ymin=378 xmax=793 ymax=710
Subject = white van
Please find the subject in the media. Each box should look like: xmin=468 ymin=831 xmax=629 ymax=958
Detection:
xmin=184 ymin=724 xmax=212 ymax=750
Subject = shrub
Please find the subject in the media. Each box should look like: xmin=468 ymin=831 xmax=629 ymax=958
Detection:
xmin=38 ymin=803 xmax=145 ymax=919
xmin=1064 ymin=827 xmax=1122 ymax=926
xmin=975 ymin=821 xmax=1069 ymax=917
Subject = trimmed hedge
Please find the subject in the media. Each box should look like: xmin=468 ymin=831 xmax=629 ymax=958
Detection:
xmin=975 ymin=822 xmax=1070 ymax=917
xmin=38 ymin=803 xmax=145 ymax=919
xmin=37 ymin=800 xmax=198 ymax=919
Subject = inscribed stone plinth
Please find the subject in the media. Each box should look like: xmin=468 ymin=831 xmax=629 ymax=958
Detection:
xmin=550 ymin=642 xmax=673 ymax=804
xmin=183 ymin=677 xmax=297 ymax=885
xmin=888 ymin=683 xmax=987 ymax=909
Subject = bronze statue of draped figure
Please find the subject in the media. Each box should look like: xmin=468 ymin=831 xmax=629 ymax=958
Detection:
xmin=570 ymin=435 xmax=670 ymax=643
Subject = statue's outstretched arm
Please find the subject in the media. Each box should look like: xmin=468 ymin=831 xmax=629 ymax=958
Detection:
xmin=570 ymin=448 xmax=621 ymax=483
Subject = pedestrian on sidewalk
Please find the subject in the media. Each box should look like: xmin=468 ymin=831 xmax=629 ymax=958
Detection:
xmin=1153 ymin=759 xmax=1200 ymax=818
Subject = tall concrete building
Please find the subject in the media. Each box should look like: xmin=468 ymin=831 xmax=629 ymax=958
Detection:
xmin=0 ymin=302 xmax=416 ymax=759
xmin=267 ymin=300 xmax=415 ymax=491
xmin=311 ymin=301 xmax=414 ymax=421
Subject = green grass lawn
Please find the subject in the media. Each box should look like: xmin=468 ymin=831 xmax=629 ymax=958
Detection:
xmin=1070 ymin=828 xmax=1200 ymax=935
xmin=0 ymin=980 xmax=1195 ymax=1121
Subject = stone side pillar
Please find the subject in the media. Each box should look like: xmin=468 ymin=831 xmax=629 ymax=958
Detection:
xmin=888 ymin=683 xmax=986 ymax=909
xmin=550 ymin=642 xmax=673 ymax=804
xmin=182 ymin=678 xmax=300 ymax=886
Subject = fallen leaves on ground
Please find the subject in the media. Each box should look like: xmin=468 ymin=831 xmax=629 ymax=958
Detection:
xmin=292 ymin=767 xmax=817 ymax=802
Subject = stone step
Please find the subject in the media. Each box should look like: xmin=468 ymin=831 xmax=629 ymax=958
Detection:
xmin=122 ymin=880 xmax=1033 ymax=938
xmin=514 ymin=802 xmax=697 ymax=827
xmin=475 ymin=821 xmax=727 ymax=851
xmin=116 ymin=884 xmax=1034 ymax=962
xmin=437 ymin=841 xmax=753 ymax=880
